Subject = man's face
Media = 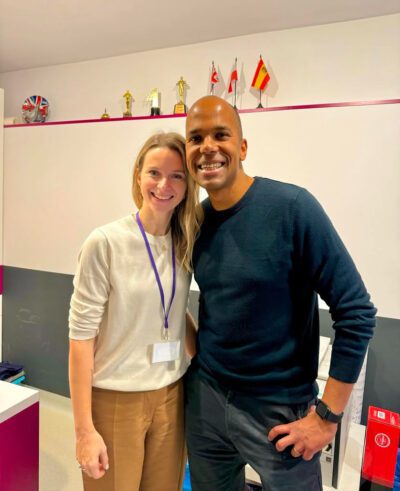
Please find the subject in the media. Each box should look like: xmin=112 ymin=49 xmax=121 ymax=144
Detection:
xmin=185 ymin=97 xmax=247 ymax=192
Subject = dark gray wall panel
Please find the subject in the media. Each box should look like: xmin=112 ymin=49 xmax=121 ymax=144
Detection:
xmin=320 ymin=309 xmax=399 ymax=424
xmin=361 ymin=317 xmax=400 ymax=420
xmin=2 ymin=269 xmax=399 ymax=424
xmin=2 ymin=266 xmax=73 ymax=396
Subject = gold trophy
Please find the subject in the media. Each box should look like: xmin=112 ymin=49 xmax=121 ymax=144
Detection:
xmin=174 ymin=77 xmax=188 ymax=114
xmin=146 ymin=88 xmax=161 ymax=116
xmin=123 ymin=90 xmax=133 ymax=117
xmin=101 ymin=108 xmax=110 ymax=119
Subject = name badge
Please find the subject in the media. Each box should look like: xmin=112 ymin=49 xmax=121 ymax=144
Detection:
xmin=152 ymin=340 xmax=181 ymax=363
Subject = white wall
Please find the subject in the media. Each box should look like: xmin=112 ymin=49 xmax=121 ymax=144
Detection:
xmin=0 ymin=88 xmax=4 ymax=360
xmin=0 ymin=14 xmax=399 ymax=121
xmin=3 ymin=102 xmax=400 ymax=319
xmin=1 ymin=14 xmax=399 ymax=321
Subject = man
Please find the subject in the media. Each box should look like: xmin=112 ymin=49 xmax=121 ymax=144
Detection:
xmin=184 ymin=95 xmax=376 ymax=491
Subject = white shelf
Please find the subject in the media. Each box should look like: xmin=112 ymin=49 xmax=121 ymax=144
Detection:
xmin=0 ymin=381 xmax=39 ymax=423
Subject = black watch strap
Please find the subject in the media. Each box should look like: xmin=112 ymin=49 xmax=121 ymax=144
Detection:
xmin=315 ymin=398 xmax=343 ymax=423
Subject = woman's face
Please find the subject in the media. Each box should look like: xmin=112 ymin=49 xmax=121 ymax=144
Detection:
xmin=137 ymin=147 xmax=187 ymax=217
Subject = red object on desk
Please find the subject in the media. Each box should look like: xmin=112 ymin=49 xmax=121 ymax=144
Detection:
xmin=361 ymin=406 xmax=400 ymax=489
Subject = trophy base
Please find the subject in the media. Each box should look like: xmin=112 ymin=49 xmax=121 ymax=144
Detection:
xmin=123 ymin=111 xmax=132 ymax=118
xmin=151 ymin=107 xmax=161 ymax=116
xmin=174 ymin=103 xmax=187 ymax=114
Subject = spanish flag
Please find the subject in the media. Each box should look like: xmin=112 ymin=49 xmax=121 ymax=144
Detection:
xmin=251 ymin=57 xmax=270 ymax=91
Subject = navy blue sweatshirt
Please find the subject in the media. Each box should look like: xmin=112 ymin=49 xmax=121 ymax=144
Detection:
xmin=193 ymin=177 xmax=376 ymax=404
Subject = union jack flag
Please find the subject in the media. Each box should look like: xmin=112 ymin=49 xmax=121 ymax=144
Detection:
xmin=22 ymin=95 xmax=49 ymax=121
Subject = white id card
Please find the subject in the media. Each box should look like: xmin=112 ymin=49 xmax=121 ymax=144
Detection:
xmin=152 ymin=340 xmax=181 ymax=363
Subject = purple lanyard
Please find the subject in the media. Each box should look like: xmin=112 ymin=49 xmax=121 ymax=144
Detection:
xmin=135 ymin=212 xmax=176 ymax=339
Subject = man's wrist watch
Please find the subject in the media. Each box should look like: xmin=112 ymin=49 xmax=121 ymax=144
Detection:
xmin=315 ymin=398 xmax=343 ymax=424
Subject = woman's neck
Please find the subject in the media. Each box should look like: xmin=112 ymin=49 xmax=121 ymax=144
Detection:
xmin=137 ymin=207 xmax=172 ymax=236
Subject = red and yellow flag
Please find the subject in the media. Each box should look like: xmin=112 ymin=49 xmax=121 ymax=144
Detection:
xmin=251 ymin=57 xmax=270 ymax=91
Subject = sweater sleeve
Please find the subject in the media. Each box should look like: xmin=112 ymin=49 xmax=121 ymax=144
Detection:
xmin=293 ymin=189 xmax=377 ymax=383
xmin=68 ymin=229 xmax=111 ymax=340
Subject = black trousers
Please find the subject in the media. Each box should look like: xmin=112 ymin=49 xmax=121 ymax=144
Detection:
xmin=184 ymin=365 xmax=322 ymax=491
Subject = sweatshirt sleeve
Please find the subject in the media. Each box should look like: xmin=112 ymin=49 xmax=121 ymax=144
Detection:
xmin=293 ymin=188 xmax=377 ymax=383
xmin=68 ymin=229 xmax=110 ymax=340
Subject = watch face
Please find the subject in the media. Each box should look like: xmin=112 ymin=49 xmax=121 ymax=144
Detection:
xmin=316 ymin=399 xmax=342 ymax=423
xmin=317 ymin=401 xmax=329 ymax=418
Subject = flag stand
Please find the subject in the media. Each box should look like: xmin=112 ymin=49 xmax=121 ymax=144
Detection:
xmin=233 ymin=57 xmax=237 ymax=108
xmin=257 ymin=89 xmax=263 ymax=108
xmin=251 ymin=55 xmax=270 ymax=108
xmin=227 ymin=57 xmax=238 ymax=108
xmin=210 ymin=61 xmax=218 ymax=96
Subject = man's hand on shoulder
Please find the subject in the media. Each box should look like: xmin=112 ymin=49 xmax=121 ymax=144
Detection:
xmin=267 ymin=406 xmax=338 ymax=461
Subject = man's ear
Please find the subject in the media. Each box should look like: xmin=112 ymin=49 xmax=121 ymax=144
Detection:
xmin=240 ymin=138 xmax=248 ymax=162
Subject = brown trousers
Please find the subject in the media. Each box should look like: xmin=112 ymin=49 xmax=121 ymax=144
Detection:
xmin=83 ymin=379 xmax=186 ymax=491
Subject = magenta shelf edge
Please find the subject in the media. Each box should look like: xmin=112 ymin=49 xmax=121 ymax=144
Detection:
xmin=4 ymin=112 xmax=187 ymax=128
xmin=239 ymin=98 xmax=400 ymax=114
xmin=4 ymin=99 xmax=400 ymax=128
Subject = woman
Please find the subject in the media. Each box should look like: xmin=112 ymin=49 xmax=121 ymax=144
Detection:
xmin=68 ymin=132 xmax=201 ymax=491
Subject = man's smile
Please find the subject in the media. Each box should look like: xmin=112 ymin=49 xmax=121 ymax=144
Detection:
xmin=197 ymin=161 xmax=225 ymax=171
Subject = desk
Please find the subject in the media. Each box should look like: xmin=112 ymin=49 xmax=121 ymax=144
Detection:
xmin=245 ymin=422 xmax=365 ymax=490
xmin=335 ymin=423 xmax=365 ymax=491
xmin=0 ymin=381 xmax=40 ymax=491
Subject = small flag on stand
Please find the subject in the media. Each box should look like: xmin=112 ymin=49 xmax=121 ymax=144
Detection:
xmin=251 ymin=55 xmax=270 ymax=108
xmin=228 ymin=58 xmax=239 ymax=108
xmin=210 ymin=61 xmax=218 ymax=94
xmin=228 ymin=64 xmax=238 ymax=94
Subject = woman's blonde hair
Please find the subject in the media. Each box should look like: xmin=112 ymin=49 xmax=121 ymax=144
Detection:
xmin=132 ymin=132 xmax=203 ymax=272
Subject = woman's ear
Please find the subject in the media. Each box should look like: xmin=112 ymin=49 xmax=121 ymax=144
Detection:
xmin=135 ymin=168 xmax=141 ymax=187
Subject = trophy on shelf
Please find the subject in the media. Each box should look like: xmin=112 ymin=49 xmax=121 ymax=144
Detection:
xmin=101 ymin=108 xmax=110 ymax=119
xmin=146 ymin=88 xmax=161 ymax=116
xmin=122 ymin=90 xmax=133 ymax=117
xmin=174 ymin=77 xmax=188 ymax=114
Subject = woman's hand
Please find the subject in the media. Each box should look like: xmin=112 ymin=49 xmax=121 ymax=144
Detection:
xmin=76 ymin=428 xmax=109 ymax=479
xmin=70 ymin=339 xmax=109 ymax=479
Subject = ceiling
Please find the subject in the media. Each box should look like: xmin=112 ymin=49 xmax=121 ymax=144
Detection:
xmin=1 ymin=0 xmax=399 ymax=74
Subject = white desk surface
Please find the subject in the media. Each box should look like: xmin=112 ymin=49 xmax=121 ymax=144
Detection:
xmin=245 ymin=422 xmax=365 ymax=491
xmin=333 ymin=422 xmax=365 ymax=491
xmin=0 ymin=381 xmax=39 ymax=423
